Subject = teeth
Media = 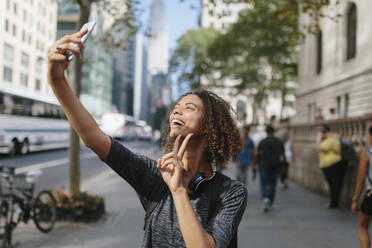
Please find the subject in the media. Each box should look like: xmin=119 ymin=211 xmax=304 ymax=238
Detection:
xmin=172 ymin=119 xmax=184 ymax=125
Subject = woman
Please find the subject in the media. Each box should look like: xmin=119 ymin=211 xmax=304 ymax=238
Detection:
xmin=351 ymin=126 xmax=372 ymax=248
xmin=316 ymin=124 xmax=346 ymax=209
xmin=48 ymin=29 xmax=247 ymax=247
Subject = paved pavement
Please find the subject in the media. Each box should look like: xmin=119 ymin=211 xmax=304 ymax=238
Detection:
xmin=12 ymin=146 xmax=361 ymax=248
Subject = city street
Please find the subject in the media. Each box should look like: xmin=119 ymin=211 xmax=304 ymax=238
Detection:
xmin=0 ymin=140 xmax=360 ymax=248
xmin=1 ymin=0 xmax=372 ymax=247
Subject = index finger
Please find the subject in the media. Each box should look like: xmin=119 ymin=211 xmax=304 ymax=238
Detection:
xmin=73 ymin=28 xmax=88 ymax=38
xmin=173 ymin=135 xmax=182 ymax=154
xmin=56 ymin=29 xmax=88 ymax=46
xmin=178 ymin=133 xmax=194 ymax=159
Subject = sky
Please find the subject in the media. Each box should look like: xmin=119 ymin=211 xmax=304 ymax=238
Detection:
xmin=137 ymin=0 xmax=200 ymax=57
xmin=137 ymin=0 xmax=200 ymax=98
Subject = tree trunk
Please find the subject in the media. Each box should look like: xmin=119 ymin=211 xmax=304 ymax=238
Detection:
xmin=279 ymin=84 xmax=287 ymax=120
xmin=68 ymin=1 xmax=91 ymax=196
xmin=251 ymin=100 xmax=258 ymax=125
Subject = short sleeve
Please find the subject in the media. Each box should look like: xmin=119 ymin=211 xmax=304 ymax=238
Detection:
xmin=104 ymin=137 xmax=162 ymax=200
xmin=206 ymin=182 xmax=247 ymax=248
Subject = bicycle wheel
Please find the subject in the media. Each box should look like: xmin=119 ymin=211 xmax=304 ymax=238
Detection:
xmin=0 ymin=199 xmax=7 ymax=239
xmin=32 ymin=190 xmax=56 ymax=233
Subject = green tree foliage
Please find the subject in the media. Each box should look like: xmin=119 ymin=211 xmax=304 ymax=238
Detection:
xmin=207 ymin=0 xmax=299 ymax=119
xmin=169 ymin=27 xmax=219 ymax=90
xmin=171 ymin=0 xmax=339 ymax=120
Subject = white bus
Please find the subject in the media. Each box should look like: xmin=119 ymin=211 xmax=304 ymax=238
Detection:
xmin=0 ymin=90 xmax=69 ymax=155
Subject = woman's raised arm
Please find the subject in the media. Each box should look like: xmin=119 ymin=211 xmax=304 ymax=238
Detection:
xmin=47 ymin=29 xmax=111 ymax=160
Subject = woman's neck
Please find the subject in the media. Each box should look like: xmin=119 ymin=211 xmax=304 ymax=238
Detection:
xmin=181 ymin=138 xmax=213 ymax=179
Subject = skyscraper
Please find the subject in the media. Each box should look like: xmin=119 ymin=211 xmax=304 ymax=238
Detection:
xmin=146 ymin=0 xmax=170 ymax=127
xmin=147 ymin=0 xmax=168 ymax=75
xmin=57 ymin=0 xmax=114 ymax=117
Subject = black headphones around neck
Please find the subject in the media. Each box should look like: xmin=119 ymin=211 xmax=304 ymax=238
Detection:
xmin=188 ymin=172 xmax=216 ymax=194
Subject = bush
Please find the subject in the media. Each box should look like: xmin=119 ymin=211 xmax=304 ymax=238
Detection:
xmin=52 ymin=187 xmax=105 ymax=222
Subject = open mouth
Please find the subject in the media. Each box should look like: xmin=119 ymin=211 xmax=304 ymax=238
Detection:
xmin=171 ymin=119 xmax=185 ymax=127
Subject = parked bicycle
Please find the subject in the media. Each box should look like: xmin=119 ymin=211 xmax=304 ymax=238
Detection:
xmin=0 ymin=166 xmax=57 ymax=247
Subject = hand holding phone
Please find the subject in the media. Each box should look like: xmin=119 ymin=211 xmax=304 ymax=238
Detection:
xmin=66 ymin=21 xmax=96 ymax=61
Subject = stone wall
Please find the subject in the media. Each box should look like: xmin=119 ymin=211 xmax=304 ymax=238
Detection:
xmin=288 ymin=114 xmax=372 ymax=204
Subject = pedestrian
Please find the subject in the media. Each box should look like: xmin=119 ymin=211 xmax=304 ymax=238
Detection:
xmin=317 ymin=124 xmax=346 ymax=209
xmin=253 ymin=125 xmax=286 ymax=212
xmin=235 ymin=125 xmax=255 ymax=185
xmin=47 ymin=29 xmax=247 ymax=248
xmin=153 ymin=98 xmax=167 ymax=148
xmin=328 ymin=108 xmax=339 ymax=120
xmin=280 ymin=131 xmax=293 ymax=190
xmin=351 ymin=126 xmax=372 ymax=248
xmin=314 ymin=107 xmax=324 ymax=122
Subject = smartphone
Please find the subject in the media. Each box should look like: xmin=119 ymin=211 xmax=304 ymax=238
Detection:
xmin=66 ymin=21 xmax=96 ymax=61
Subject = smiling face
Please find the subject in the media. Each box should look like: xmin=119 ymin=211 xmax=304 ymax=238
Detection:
xmin=169 ymin=94 xmax=204 ymax=138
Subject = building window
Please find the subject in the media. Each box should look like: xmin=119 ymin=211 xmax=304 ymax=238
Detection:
xmin=23 ymin=9 xmax=27 ymax=22
xmin=209 ymin=10 xmax=214 ymax=16
xmin=35 ymin=58 xmax=43 ymax=91
xmin=222 ymin=10 xmax=232 ymax=16
xmin=20 ymin=52 xmax=30 ymax=88
xmin=6 ymin=0 xmax=11 ymax=10
xmin=4 ymin=43 xmax=14 ymax=64
xmin=22 ymin=30 xmax=26 ymax=42
xmin=21 ymin=52 xmax=30 ymax=67
xmin=20 ymin=73 xmax=28 ymax=87
xmin=35 ymin=79 xmax=41 ymax=91
xmin=344 ymin=94 xmax=349 ymax=117
xmin=307 ymin=104 xmax=312 ymax=122
xmin=12 ymin=24 xmax=16 ymax=36
xmin=316 ymin=30 xmax=322 ymax=74
xmin=3 ymin=67 xmax=13 ymax=82
xmin=36 ymin=58 xmax=42 ymax=73
xmin=346 ymin=3 xmax=357 ymax=60
xmin=5 ymin=19 xmax=9 ymax=32
xmin=336 ymin=96 xmax=341 ymax=116
xmin=13 ymin=2 xmax=17 ymax=15
xmin=57 ymin=22 xmax=76 ymax=31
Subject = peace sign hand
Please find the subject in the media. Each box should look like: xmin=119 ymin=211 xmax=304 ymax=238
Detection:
xmin=157 ymin=133 xmax=193 ymax=194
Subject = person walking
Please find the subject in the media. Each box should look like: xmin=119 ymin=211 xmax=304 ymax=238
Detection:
xmin=47 ymin=29 xmax=247 ymax=247
xmin=351 ymin=126 xmax=372 ymax=248
xmin=235 ymin=125 xmax=255 ymax=185
xmin=317 ymin=124 xmax=346 ymax=209
xmin=253 ymin=125 xmax=286 ymax=212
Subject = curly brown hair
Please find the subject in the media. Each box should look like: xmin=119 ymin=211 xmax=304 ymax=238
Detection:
xmin=161 ymin=89 xmax=242 ymax=167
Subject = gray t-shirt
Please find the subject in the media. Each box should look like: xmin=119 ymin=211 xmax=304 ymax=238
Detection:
xmin=105 ymin=137 xmax=247 ymax=248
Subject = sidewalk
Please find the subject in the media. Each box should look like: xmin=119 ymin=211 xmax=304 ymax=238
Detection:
xmin=14 ymin=151 xmax=360 ymax=247
xmin=226 ymin=169 xmax=359 ymax=248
